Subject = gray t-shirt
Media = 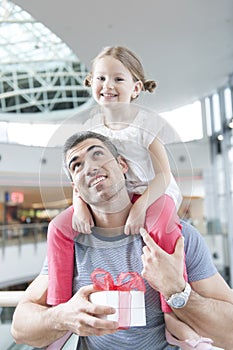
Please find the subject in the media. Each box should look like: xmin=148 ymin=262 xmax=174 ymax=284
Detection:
xmin=41 ymin=220 xmax=217 ymax=350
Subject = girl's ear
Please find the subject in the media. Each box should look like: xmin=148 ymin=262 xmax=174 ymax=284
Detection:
xmin=117 ymin=156 xmax=128 ymax=174
xmin=132 ymin=80 xmax=143 ymax=99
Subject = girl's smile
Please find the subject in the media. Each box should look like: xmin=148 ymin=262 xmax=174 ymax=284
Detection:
xmin=91 ymin=56 xmax=141 ymax=105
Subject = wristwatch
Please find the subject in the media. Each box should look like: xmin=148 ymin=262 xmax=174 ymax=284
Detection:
xmin=166 ymin=283 xmax=191 ymax=308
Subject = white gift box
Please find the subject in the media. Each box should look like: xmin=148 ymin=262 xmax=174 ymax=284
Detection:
xmin=90 ymin=290 xmax=146 ymax=328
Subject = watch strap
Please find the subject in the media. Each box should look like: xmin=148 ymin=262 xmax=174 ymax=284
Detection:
xmin=166 ymin=282 xmax=191 ymax=308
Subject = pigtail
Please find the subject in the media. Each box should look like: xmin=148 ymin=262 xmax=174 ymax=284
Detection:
xmin=143 ymin=79 xmax=157 ymax=93
xmin=84 ymin=72 xmax=92 ymax=87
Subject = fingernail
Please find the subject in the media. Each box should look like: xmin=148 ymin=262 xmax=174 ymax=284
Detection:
xmin=139 ymin=228 xmax=147 ymax=237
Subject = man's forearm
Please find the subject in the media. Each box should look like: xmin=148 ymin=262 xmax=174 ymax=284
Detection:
xmin=11 ymin=278 xmax=119 ymax=347
xmin=173 ymin=290 xmax=233 ymax=349
xmin=11 ymin=302 xmax=66 ymax=347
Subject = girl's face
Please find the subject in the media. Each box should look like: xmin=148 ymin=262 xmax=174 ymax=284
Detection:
xmin=91 ymin=56 xmax=142 ymax=106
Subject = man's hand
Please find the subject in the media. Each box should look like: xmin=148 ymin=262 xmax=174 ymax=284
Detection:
xmin=57 ymin=285 xmax=119 ymax=336
xmin=140 ymin=228 xmax=186 ymax=298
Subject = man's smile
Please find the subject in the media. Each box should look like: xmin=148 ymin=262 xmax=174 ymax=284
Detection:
xmin=89 ymin=175 xmax=107 ymax=187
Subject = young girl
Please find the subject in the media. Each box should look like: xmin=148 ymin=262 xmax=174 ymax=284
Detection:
xmin=47 ymin=46 xmax=213 ymax=350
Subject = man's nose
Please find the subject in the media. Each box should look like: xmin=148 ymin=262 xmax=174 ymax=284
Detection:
xmin=85 ymin=161 xmax=100 ymax=176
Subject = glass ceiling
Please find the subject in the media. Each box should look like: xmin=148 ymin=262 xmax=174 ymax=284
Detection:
xmin=4 ymin=0 xmax=230 ymax=144
xmin=0 ymin=0 xmax=78 ymax=67
xmin=0 ymin=0 xmax=92 ymax=116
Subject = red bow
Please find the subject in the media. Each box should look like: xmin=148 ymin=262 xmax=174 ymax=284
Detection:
xmin=91 ymin=268 xmax=146 ymax=292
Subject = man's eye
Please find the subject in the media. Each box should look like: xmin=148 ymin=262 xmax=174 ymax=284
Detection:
xmin=72 ymin=163 xmax=81 ymax=171
xmin=93 ymin=150 xmax=104 ymax=157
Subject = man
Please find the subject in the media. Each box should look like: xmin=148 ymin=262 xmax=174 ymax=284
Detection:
xmin=12 ymin=131 xmax=233 ymax=349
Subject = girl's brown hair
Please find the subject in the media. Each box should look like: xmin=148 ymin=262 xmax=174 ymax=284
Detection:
xmin=84 ymin=46 xmax=157 ymax=97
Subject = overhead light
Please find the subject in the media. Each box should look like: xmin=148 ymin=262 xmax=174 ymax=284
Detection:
xmin=228 ymin=119 xmax=233 ymax=129
xmin=217 ymin=134 xmax=224 ymax=141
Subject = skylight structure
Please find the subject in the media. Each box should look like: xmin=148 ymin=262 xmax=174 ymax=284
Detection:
xmin=0 ymin=0 xmax=91 ymax=114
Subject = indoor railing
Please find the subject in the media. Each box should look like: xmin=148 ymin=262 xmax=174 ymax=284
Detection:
xmin=0 ymin=291 xmax=24 ymax=307
xmin=0 ymin=223 xmax=48 ymax=249
xmin=0 ymin=292 xmax=41 ymax=349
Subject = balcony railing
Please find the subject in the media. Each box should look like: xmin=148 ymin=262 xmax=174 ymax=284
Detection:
xmin=0 ymin=291 xmax=33 ymax=350
xmin=0 ymin=223 xmax=48 ymax=349
xmin=0 ymin=291 xmax=24 ymax=307
xmin=0 ymin=223 xmax=48 ymax=249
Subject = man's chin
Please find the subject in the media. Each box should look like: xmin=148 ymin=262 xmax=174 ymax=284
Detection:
xmin=93 ymin=192 xmax=126 ymax=207
xmin=81 ymin=181 xmax=126 ymax=205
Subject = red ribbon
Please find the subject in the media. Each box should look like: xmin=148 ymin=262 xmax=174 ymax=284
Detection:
xmin=91 ymin=268 xmax=145 ymax=329
xmin=91 ymin=268 xmax=146 ymax=292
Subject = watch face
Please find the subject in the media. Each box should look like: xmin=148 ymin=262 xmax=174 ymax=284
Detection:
xmin=172 ymin=296 xmax=186 ymax=308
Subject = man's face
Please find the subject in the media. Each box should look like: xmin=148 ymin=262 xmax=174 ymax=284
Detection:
xmin=66 ymin=138 xmax=128 ymax=206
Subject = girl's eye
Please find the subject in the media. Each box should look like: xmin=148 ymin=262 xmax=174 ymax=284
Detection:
xmin=97 ymin=76 xmax=105 ymax=81
xmin=115 ymin=77 xmax=124 ymax=82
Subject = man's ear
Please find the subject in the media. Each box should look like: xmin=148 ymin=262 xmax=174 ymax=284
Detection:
xmin=117 ymin=156 xmax=128 ymax=174
xmin=72 ymin=183 xmax=80 ymax=196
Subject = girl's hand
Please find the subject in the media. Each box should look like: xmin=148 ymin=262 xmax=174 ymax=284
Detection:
xmin=72 ymin=201 xmax=94 ymax=234
xmin=124 ymin=203 xmax=146 ymax=235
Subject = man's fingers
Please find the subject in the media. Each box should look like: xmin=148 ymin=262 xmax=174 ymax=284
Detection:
xmin=139 ymin=228 xmax=148 ymax=237
xmin=78 ymin=284 xmax=96 ymax=297
xmin=140 ymin=228 xmax=155 ymax=251
xmin=140 ymin=228 xmax=185 ymax=258
xmin=174 ymin=236 xmax=184 ymax=257
xmin=140 ymin=228 xmax=163 ymax=253
xmin=76 ymin=312 xmax=118 ymax=336
xmin=76 ymin=286 xmax=117 ymax=318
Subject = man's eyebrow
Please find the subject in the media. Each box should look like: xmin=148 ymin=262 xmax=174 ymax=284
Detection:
xmin=68 ymin=144 xmax=105 ymax=170
xmin=87 ymin=145 xmax=105 ymax=153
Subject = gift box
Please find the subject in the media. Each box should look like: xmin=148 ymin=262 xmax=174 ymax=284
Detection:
xmin=90 ymin=268 xmax=146 ymax=328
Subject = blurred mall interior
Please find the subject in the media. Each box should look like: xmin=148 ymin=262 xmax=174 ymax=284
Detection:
xmin=0 ymin=1 xmax=233 ymax=349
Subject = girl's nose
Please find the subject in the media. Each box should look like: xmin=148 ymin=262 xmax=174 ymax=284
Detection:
xmin=103 ymin=78 xmax=114 ymax=89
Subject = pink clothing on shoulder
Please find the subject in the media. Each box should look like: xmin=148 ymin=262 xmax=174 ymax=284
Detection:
xmin=47 ymin=205 xmax=76 ymax=305
xmin=134 ymin=194 xmax=188 ymax=313
xmin=47 ymin=195 xmax=187 ymax=312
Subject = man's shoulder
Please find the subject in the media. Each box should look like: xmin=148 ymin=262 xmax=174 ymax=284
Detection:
xmin=180 ymin=220 xmax=217 ymax=280
xmin=49 ymin=205 xmax=74 ymax=230
xmin=180 ymin=220 xmax=203 ymax=250
xmin=180 ymin=220 xmax=197 ymax=235
xmin=180 ymin=219 xmax=210 ymax=257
